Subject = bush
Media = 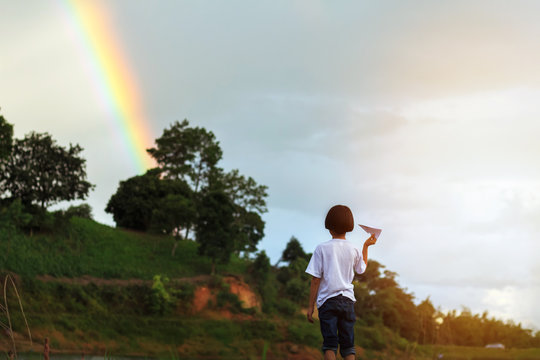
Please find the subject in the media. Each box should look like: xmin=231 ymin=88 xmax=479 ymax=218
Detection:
xmin=149 ymin=275 xmax=173 ymax=315
xmin=0 ymin=199 xmax=31 ymax=232
xmin=216 ymin=291 xmax=252 ymax=314
xmin=65 ymin=203 xmax=93 ymax=219
xmin=287 ymin=321 xmax=320 ymax=347
xmin=259 ymin=280 xmax=278 ymax=314
xmin=172 ymin=282 xmax=195 ymax=313
xmin=249 ymin=250 xmax=270 ymax=284
xmin=356 ymin=324 xmax=387 ymax=350
xmin=242 ymin=320 xmax=279 ymax=341
xmin=275 ymin=298 xmax=297 ymax=316
xmin=285 ymin=277 xmax=309 ymax=304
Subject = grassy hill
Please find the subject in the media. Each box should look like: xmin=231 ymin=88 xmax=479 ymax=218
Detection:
xmin=3 ymin=217 xmax=538 ymax=360
xmin=0 ymin=217 xmax=247 ymax=279
xmin=0 ymin=217 xmax=331 ymax=359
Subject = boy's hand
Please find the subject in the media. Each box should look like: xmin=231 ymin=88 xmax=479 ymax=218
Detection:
xmin=364 ymin=234 xmax=377 ymax=247
xmin=307 ymin=307 xmax=314 ymax=323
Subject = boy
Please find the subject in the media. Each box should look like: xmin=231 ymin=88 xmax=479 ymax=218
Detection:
xmin=305 ymin=205 xmax=376 ymax=360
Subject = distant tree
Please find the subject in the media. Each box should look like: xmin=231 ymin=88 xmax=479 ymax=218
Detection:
xmin=147 ymin=119 xmax=223 ymax=193
xmin=222 ymin=169 xmax=268 ymax=215
xmin=0 ymin=114 xmax=13 ymax=160
xmin=65 ymin=203 xmax=93 ymax=220
xmin=417 ymin=297 xmax=436 ymax=344
xmin=106 ymin=170 xmax=162 ymax=231
xmin=195 ymin=190 xmax=236 ymax=274
xmin=250 ymin=250 xmax=271 ymax=283
xmin=220 ymin=169 xmax=267 ymax=253
xmin=106 ymin=169 xmax=194 ymax=238
xmin=0 ymin=132 xmax=94 ymax=208
xmin=277 ymin=236 xmax=307 ymax=265
xmin=151 ymin=191 xmax=196 ymax=256
xmin=147 ymin=120 xmax=268 ymax=256
xmin=147 ymin=119 xmax=223 ymax=240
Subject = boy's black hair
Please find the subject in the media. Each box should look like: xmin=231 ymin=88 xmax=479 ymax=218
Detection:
xmin=325 ymin=205 xmax=354 ymax=234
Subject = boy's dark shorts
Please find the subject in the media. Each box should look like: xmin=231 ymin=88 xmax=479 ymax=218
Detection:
xmin=318 ymin=294 xmax=356 ymax=357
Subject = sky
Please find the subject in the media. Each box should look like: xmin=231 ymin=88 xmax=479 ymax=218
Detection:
xmin=2 ymin=0 xmax=540 ymax=329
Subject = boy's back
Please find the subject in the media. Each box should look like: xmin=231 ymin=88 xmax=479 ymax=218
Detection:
xmin=306 ymin=238 xmax=366 ymax=308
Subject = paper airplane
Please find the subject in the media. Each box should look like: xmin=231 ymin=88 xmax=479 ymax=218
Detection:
xmin=359 ymin=224 xmax=382 ymax=239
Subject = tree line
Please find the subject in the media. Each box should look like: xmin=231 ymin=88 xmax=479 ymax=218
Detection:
xmin=0 ymin=115 xmax=94 ymax=233
xmin=0 ymin=115 xmax=267 ymax=273
xmin=255 ymin=236 xmax=540 ymax=349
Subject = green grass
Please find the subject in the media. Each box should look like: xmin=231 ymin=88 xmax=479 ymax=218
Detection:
xmin=0 ymin=217 xmax=246 ymax=279
xmin=415 ymin=345 xmax=540 ymax=360
xmin=4 ymin=218 xmax=540 ymax=359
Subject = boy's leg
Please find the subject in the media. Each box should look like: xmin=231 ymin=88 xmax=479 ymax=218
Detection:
xmin=324 ymin=350 xmax=337 ymax=360
xmin=318 ymin=299 xmax=339 ymax=356
xmin=337 ymin=298 xmax=356 ymax=359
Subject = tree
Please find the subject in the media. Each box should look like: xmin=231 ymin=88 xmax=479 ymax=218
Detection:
xmin=147 ymin=119 xmax=223 ymax=241
xmin=418 ymin=297 xmax=436 ymax=344
xmin=220 ymin=169 xmax=268 ymax=253
xmin=142 ymin=120 xmax=268 ymax=260
xmin=147 ymin=120 xmax=268 ymax=255
xmin=0 ymin=132 xmax=93 ymax=208
xmin=250 ymin=250 xmax=271 ymax=283
xmin=147 ymin=119 xmax=223 ymax=193
xmin=0 ymin=114 xmax=13 ymax=160
xmin=65 ymin=203 xmax=93 ymax=220
xmin=222 ymin=169 xmax=268 ymax=215
xmin=106 ymin=169 xmax=194 ymax=236
xmin=151 ymin=191 xmax=196 ymax=256
xmin=277 ymin=236 xmax=307 ymax=265
xmin=195 ymin=190 xmax=236 ymax=274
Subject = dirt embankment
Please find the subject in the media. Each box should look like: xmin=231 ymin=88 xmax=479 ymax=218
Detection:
xmin=191 ymin=275 xmax=261 ymax=315
xmin=36 ymin=274 xmax=261 ymax=314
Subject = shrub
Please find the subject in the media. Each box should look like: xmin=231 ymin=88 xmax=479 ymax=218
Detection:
xmin=149 ymin=275 xmax=174 ymax=315
xmin=287 ymin=321 xmax=320 ymax=347
xmin=0 ymin=199 xmax=31 ymax=232
xmin=285 ymin=277 xmax=309 ymax=304
xmin=172 ymin=282 xmax=195 ymax=314
xmin=356 ymin=324 xmax=387 ymax=350
xmin=242 ymin=320 xmax=279 ymax=341
xmin=216 ymin=291 xmax=250 ymax=314
xmin=275 ymin=298 xmax=297 ymax=316
xmin=249 ymin=250 xmax=271 ymax=284
xmin=65 ymin=203 xmax=93 ymax=219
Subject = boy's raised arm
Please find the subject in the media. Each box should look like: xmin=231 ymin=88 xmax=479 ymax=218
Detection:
xmin=362 ymin=234 xmax=377 ymax=266
xmin=307 ymin=276 xmax=321 ymax=323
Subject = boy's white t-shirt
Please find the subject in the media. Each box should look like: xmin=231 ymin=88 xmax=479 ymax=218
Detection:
xmin=305 ymin=238 xmax=367 ymax=308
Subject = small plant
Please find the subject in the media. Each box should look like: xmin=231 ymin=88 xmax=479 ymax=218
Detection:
xmin=287 ymin=321 xmax=320 ymax=348
xmin=216 ymin=291 xmax=245 ymax=313
xmin=275 ymin=298 xmax=297 ymax=316
xmin=149 ymin=275 xmax=173 ymax=315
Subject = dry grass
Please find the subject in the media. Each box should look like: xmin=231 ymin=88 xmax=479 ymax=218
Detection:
xmin=1 ymin=274 xmax=33 ymax=357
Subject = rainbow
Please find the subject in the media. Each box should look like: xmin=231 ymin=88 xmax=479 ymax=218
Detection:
xmin=57 ymin=0 xmax=154 ymax=173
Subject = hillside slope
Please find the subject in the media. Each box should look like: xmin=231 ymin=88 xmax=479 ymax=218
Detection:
xmin=0 ymin=218 xmax=428 ymax=359
xmin=0 ymin=217 xmax=247 ymax=279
